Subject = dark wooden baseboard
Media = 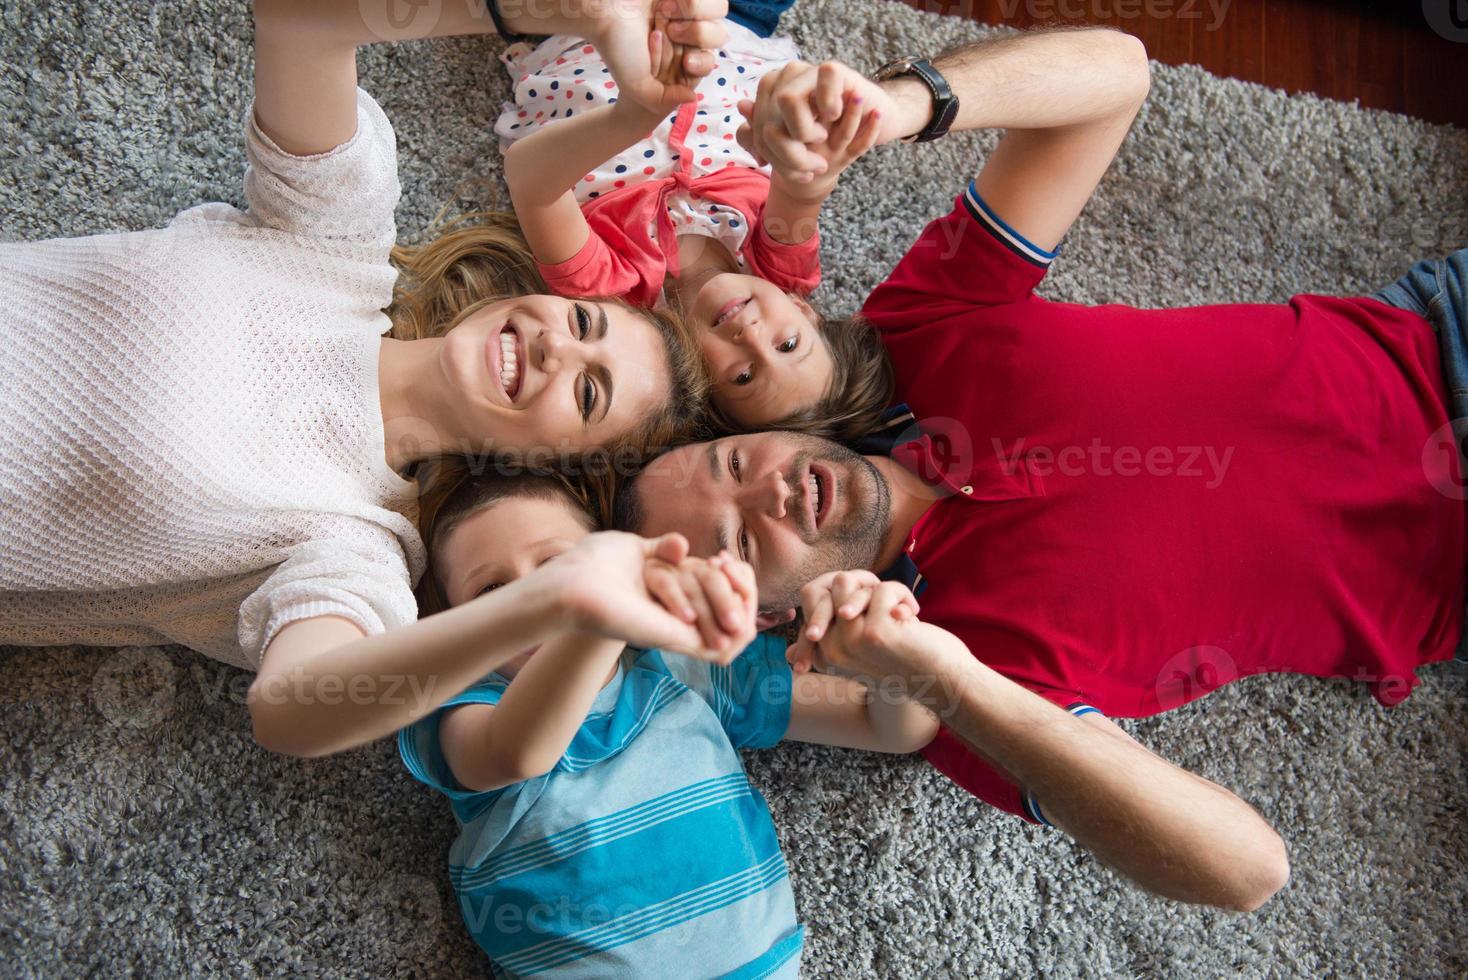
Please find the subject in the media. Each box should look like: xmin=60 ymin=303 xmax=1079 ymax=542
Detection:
xmin=894 ymin=0 xmax=1468 ymax=127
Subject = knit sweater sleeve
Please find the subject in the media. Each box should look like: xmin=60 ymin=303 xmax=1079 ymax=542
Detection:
xmin=242 ymin=88 xmax=400 ymax=247
xmin=236 ymin=535 xmax=420 ymax=668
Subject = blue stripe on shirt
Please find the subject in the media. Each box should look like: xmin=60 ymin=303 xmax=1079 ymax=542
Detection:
xmin=962 ymin=180 xmax=1060 ymax=267
xmin=471 ymin=782 xmax=787 ymax=966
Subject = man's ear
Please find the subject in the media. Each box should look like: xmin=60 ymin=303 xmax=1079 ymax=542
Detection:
xmin=756 ymin=607 xmax=797 ymax=631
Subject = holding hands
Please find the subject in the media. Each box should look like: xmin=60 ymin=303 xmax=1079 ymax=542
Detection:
xmin=583 ymin=0 xmax=729 ymax=113
xmin=787 ymin=570 xmax=950 ymax=686
xmin=542 ymin=531 xmax=756 ymax=665
xmin=737 ymin=60 xmax=907 ymax=186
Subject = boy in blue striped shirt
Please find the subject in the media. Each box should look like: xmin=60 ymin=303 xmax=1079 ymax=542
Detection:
xmin=400 ymin=472 xmax=938 ymax=977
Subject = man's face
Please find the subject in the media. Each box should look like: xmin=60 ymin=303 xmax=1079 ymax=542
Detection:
xmin=631 ymin=432 xmax=891 ymax=611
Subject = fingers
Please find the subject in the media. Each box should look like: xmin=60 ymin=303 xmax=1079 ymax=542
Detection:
xmin=644 ymin=561 xmax=696 ymax=623
xmin=693 ymin=560 xmax=745 ymax=637
xmin=802 ymin=591 xmax=835 ymax=643
xmin=682 ymin=567 xmax=726 ymax=653
xmin=715 ymin=552 xmax=758 ymax=615
xmin=647 ymin=532 xmax=689 ymax=565
xmin=664 ymin=15 xmax=726 ymax=54
xmin=868 ymin=581 xmax=918 ymax=625
xmin=681 ymin=46 xmax=714 ymax=78
xmin=773 ymin=79 xmax=827 ymax=147
xmin=830 ymin=570 xmax=881 ymax=620
xmin=845 ymin=105 xmax=883 ymax=162
xmin=824 ymin=93 xmax=866 ymax=156
xmin=785 ymin=638 xmax=815 ymax=675
xmin=813 ymin=61 xmax=848 ymax=124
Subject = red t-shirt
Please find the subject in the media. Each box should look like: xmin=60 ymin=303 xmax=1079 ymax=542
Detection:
xmin=861 ymin=183 xmax=1466 ymax=821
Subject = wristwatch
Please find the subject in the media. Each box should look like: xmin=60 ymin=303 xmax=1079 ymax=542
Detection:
xmin=872 ymin=56 xmax=958 ymax=144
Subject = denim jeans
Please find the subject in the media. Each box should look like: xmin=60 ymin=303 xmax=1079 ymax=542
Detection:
xmin=727 ymin=0 xmax=798 ymax=36
xmin=1374 ymin=247 xmax=1468 ymax=660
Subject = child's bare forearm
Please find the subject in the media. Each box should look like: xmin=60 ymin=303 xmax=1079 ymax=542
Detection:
xmin=505 ymin=102 xmax=664 ymax=208
xmin=440 ymin=632 xmax=625 ymax=790
xmin=863 ymin=681 xmax=939 ymax=753
xmin=760 ymin=175 xmax=826 ymax=246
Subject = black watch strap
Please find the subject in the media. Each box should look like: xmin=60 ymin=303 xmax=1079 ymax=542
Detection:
xmin=873 ymin=57 xmax=958 ymax=144
xmin=486 ymin=0 xmax=530 ymax=43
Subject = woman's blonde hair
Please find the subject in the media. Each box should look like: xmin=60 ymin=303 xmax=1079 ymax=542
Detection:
xmin=703 ymin=309 xmax=895 ymax=442
xmin=388 ymin=211 xmax=710 ymax=460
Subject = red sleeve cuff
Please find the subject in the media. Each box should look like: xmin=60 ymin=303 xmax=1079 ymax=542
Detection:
xmin=746 ymin=223 xmax=822 ymax=294
xmin=536 ymin=232 xmax=660 ymax=306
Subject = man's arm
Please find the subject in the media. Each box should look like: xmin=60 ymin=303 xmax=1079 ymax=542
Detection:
xmin=741 ymin=28 xmax=1151 ymax=252
xmin=796 ymin=581 xmax=1290 ymax=913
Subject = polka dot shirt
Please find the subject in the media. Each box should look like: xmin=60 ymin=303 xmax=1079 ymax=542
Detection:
xmin=493 ymin=21 xmax=800 ymax=256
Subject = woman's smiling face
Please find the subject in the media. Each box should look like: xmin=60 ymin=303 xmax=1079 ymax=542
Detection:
xmin=438 ymin=295 xmax=673 ymax=454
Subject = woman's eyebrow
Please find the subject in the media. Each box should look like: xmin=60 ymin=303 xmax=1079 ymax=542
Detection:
xmin=592 ymin=305 xmax=612 ymax=424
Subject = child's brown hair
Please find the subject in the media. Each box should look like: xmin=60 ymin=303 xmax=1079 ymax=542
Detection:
xmin=704 ymin=310 xmax=895 ymax=441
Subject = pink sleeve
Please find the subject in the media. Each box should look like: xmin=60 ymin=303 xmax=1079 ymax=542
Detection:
xmin=535 ymin=216 xmax=665 ymax=308
xmin=743 ymin=222 xmax=822 ymax=295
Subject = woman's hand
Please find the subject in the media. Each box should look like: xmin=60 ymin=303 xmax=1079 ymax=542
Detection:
xmin=533 ymin=530 xmax=752 ymax=662
xmin=644 ymin=550 xmax=758 ymax=660
xmin=586 ymin=0 xmax=728 ymax=114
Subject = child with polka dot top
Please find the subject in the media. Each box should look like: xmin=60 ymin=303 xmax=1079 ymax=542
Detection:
xmin=499 ymin=20 xmax=893 ymax=437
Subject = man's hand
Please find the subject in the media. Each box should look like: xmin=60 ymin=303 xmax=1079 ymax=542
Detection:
xmin=787 ymin=571 xmax=941 ymax=682
xmin=644 ymin=550 xmax=759 ymax=661
xmin=737 ymin=60 xmax=909 ymax=180
xmin=540 ymin=531 xmax=754 ymax=663
xmin=766 ymin=89 xmax=883 ymax=202
xmin=585 ymin=0 xmax=729 ymax=114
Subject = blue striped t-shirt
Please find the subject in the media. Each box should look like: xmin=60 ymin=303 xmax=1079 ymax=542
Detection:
xmin=398 ymin=634 xmax=803 ymax=978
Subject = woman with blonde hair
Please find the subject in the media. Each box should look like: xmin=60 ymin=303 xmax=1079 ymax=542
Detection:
xmin=0 ymin=0 xmax=732 ymax=758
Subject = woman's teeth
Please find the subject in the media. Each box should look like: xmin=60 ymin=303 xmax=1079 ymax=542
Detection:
xmin=499 ymin=332 xmax=519 ymax=398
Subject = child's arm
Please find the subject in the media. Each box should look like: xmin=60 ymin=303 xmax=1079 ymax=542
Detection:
xmin=438 ymin=549 xmax=758 ymax=791
xmin=754 ymin=91 xmax=883 ymax=248
xmin=252 ymin=531 xmax=743 ymax=758
xmin=503 ymin=30 xmax=688 ymax=266
xmin=783 ymin=571 xmax=938 ymax=753
xmin=438 ymin=631 xmax=625 ymax=791
xmin=785 ymin=672 xmax=938 ymax=753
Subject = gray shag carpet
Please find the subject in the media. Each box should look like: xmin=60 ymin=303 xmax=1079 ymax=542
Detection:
xmin=2 ymin=1 xmax=1466 ymax=976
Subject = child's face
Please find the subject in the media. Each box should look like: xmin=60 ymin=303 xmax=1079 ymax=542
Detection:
xmin=689 ymin=273 xmax=835 ymax=429
xmin=435 ymin=494 xmax=592 ymax=676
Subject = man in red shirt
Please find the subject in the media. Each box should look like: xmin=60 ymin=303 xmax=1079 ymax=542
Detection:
xmin=614 ymin=28 xmax=1466 ymax=911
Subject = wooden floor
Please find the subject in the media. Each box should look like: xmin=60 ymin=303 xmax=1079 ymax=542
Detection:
xmin=895 ymin=0 xmax=1468 ymax=127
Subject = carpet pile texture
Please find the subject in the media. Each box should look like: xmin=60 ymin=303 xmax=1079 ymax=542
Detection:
xmin=1 ymin=0 xmax=1465 ymax=975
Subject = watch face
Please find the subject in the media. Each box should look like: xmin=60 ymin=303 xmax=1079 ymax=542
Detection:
xmin=875 ymin=57 xmax=918 ymax=81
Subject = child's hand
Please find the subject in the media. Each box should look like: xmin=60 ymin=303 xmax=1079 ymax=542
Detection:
xmin=736 ymin=60 xmax=902 ymax=180
xmin=644 ymin=550 xmax=758 ymax=662
xmin=786 ymin=571 xmax=922 ymax=677
xmin=539 ymin=530 xmax=711 ymax=655
xmin=768 ymin=90 xmax=883 ymax=202
xmin=598 ymin=2 xmax=710 ymax=117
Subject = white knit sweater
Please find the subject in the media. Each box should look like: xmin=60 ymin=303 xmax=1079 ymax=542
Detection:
xmin=0 ymin=90 xmax=426 ymax=670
